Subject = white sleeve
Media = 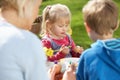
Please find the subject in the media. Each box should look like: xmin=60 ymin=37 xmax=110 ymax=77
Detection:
xmin=0 ymin=24 xmax=49 ymax=80
xmin=18 ymin=34 xmax=49 ymax=80
xmin=12 ymin=33 xmax=50 ymax=80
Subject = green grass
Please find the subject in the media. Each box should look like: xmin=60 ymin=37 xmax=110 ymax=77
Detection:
xmin=39 ymin=0 xmax=120 ymax=49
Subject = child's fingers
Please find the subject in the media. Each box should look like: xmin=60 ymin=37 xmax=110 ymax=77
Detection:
xmin=60 ymin=45 xmax=68 ymax=51
xmin=61 ymin=44 xmax=65 ymax=48
xmin=60 ymin=45 xmax=70 ymax=54
xmin=60 ymin=44 xmax=65 ymax=51
xmin=80 ymin=47 xmax=84 ymax=51
xmin=77 ymin=46 xmax=84 ymax=53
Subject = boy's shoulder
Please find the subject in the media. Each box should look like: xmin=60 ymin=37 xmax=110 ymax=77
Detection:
xmin=81 ymin=40 xmax=104 ymax=58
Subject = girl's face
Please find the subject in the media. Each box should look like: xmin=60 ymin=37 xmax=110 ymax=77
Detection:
xmin=50 ymin=17 xmax=70 ymax=39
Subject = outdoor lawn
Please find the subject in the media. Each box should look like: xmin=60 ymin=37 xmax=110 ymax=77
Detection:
xmin=39 ymin=0 xmax=120 ymax=49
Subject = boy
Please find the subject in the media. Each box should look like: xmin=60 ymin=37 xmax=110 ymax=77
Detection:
xmin=76 ymin=0 xmax=120 ymax=80
xmin=49 ymin=0 xmax=120 ymax=80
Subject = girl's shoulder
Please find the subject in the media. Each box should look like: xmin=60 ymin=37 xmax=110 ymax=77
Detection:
xmin=41 ymin=35 xmax=52 ymax=46
xmin=41 ymin=35 xmax=52 ymax=42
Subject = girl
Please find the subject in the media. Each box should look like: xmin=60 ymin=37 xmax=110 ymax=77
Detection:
xmin=41 ymin=4 xmax=83 ymax=62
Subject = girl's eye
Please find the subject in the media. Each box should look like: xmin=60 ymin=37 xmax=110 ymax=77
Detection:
xmin=58 ymin=25 xmax=63 ymax=27
xmin=56 ymin=24 xmax=69 ymax=28
xmin=65 ymin=25 xmax=68 ymax=27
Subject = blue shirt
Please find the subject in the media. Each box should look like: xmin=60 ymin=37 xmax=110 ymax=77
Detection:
xmin=76 ymin=39 xmax=120 ymax=80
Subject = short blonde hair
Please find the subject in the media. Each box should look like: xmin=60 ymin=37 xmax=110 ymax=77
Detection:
xmin=83 ymin=0 xmax=119 ymax=35
xmin=41 ymin=4 xmax=71 ymax=35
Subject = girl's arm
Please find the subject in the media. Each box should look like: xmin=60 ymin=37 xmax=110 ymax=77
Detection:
xmin=42 ymin=39 xmax=66 ymax=61
xmin=71 ymin=40 xmax=83 ymax=57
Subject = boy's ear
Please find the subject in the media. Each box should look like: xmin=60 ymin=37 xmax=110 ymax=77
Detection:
xmin=84 ymin=22 xmax=91 ymax=33
xmin=114 ymin=20 xmax=119 ymax=31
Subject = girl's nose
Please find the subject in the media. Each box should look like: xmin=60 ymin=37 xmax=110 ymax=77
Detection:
xmin=63 ymin=26 xmax=67 ymax=31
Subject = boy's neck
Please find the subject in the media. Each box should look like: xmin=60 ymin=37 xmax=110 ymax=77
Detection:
xmin=89 ymin=31 xmax=113 ymax=41
xmin=99 ymin=34 xmax=113 ymax=40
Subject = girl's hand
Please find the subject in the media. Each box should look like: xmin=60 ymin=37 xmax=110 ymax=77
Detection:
xmin=74 ymin=46 xmax=84 ymax=54
xmin=60 ymin=45 xmax=70 ymax=55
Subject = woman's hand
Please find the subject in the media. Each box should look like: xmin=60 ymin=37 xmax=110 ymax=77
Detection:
xmin=62 ymin=64 xmax=76 ymax=80
xmin=48 ymin=64 xmax=62 ymax=80
xmin=48 ymin=63 xmax=76 ymax=80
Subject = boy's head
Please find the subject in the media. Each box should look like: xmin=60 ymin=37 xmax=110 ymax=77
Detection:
xmin=82 ymin=0 xmax=119 ymax=41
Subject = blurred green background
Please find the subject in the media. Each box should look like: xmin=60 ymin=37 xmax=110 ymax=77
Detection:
xmin=39 ymin=0 xmax=120 ymax=49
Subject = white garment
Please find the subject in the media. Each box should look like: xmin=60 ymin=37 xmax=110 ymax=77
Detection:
xmin=0 ymin=17 xmax=49 ymax=80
